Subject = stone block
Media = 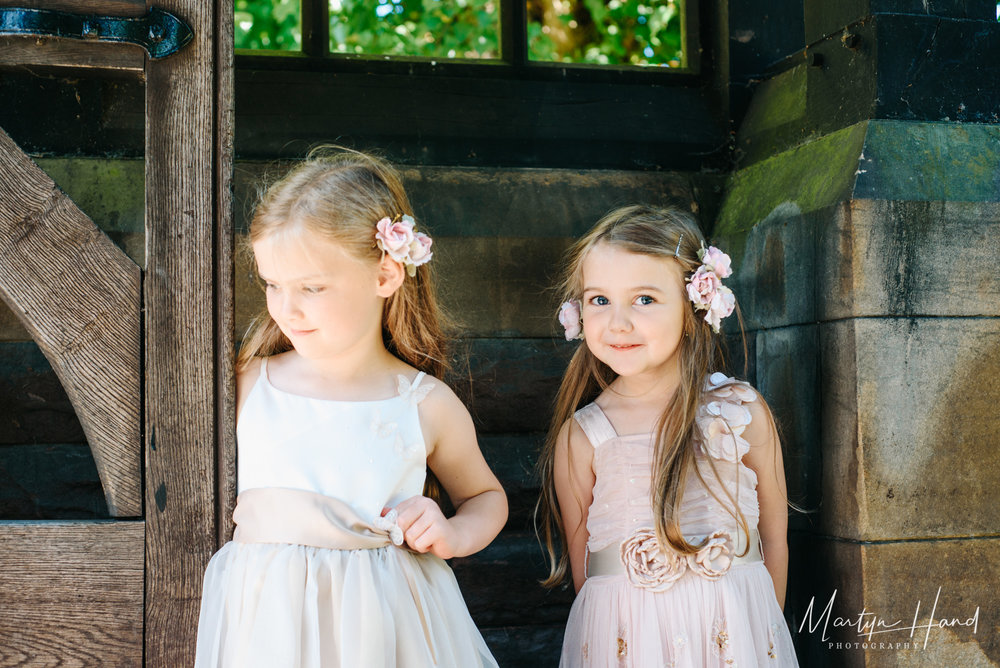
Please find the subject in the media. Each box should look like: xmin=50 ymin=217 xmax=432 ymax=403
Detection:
xmin=234 ymin=162 xmax=715 ymax=239
xmin=790 ymin=536 xmax=999 ymax=666
xmin=754 ymin=325 xmax=822 ymax=530
xmin=820 ymin=318 xmax=1000 ymax=540
xmin=723 ymin=197 xmax=1000 ymax=332
xmin=456 ymin=338 xmax=574 ymax=434
xmin=823 ymin=199 xmax=1000 ymax=320
xmin=479 ymin=433 xmax=544 ymax=529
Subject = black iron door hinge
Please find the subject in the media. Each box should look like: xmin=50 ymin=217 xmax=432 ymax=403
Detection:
xmin=0 ymin=7 xmax=193 ymax=60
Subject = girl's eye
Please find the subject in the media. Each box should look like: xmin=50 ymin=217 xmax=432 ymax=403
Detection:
xmin=590 ymin=295 xmax=609 ymax=306
xmin=303 ymin=286 xmax=325 ymax=294
xmin=263 ymin=282 xmax=278 ymax=292
xmin=636 ymin=295 xmax=655 ymax=305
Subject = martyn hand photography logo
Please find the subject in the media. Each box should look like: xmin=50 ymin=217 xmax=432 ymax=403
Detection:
xmin=798 ymin=588 xmax=981 ymax=651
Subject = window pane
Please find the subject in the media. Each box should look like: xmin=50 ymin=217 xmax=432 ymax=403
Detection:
xmin=329 ymin=0 xmax=499 ymax=59
xmin=527 ymin=0 xmax=684 ymax=67
xmin=235 ymin=0 xmax=303 ymax=50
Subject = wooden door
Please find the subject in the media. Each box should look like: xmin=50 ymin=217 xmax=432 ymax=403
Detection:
xmin=0 ymin=1 xmax=233 ymax=664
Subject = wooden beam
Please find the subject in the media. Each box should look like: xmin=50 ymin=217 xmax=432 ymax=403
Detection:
xmin=0 ymin=521 xmax=144 ymax=666
xmin=0 ymin=126 xmax=142 ymax=518
xmin=0 ymin=0 xmax=146 ymax=73
xmin=215 ymin=0 xmax=237 ymax=547
xmin=0 ymin=36 xmax=144 ymax=73
xmin=144 ymin=0 xmax=231 ymax=662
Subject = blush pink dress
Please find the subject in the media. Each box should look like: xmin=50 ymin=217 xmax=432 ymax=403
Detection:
xmin=559 ymin=373 xmax=799 ymax=667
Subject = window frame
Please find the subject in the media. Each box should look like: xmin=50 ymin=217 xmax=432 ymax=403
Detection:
xmin=233 ymin=0 xmax=726 ymax=171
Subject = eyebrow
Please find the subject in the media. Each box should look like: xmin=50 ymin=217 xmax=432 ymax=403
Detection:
xmin=583 ymin=285 xmax=665 ymax=293
xmin=257 ymin=273 xmax=326 ymax=283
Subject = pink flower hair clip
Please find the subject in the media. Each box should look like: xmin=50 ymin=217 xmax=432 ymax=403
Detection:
xmin=374 ymin=214 xmax=433 ymax=277
xmin=685 ymin=243 xmax=736 ymax=333
xmin=558 ymin=299 xmax=583 ymax=341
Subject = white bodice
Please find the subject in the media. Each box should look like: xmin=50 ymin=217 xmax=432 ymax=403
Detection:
xmin=236 ymin=359 xmax=430 ymax=522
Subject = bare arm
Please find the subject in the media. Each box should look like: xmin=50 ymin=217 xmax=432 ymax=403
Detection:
xmin=741 ymin=397 xmax=789 ymax=607
xmin=552 ymin=419 xmax=595 ymax=593
xmin=393 ymin=381 xmax=507 ymax=559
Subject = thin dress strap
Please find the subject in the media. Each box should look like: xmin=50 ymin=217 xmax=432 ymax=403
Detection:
xmin=410 ymin=370 xmax=427 ymax=390
xmin=259 ymin=356 xmax=269 ymax=379
xmin=573 ymin=403 xmax=618 ymax=448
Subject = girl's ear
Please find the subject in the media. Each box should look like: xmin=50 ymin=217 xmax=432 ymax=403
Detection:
xmin=375 ymin=254 xmax=406 ymax=298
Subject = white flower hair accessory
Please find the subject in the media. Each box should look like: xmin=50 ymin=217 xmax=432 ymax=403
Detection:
xmin=685 ymin=243 xmax=736 ymax=333
xmin=558 ymin=299 xmax=583 ymax=341
xmin=375 ymin=214 xmax=433 ymax=277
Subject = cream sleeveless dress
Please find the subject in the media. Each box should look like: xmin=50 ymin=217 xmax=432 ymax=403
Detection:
xmin=195 ymin=359 xmax=498 ymax=668
xmin=559 ymin=373 xmax=799 ymax=667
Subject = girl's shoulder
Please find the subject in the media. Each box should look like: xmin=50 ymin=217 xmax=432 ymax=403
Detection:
xmin=697 ymin=372 xmax=774 ymax=463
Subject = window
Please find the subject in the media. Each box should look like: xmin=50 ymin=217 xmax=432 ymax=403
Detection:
xmin=232 ymin=0 xmax=721 ymax=170
xmin=235 ymin=0 xmax=693 ymax=70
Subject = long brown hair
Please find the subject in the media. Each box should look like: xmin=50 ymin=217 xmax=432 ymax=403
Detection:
xmin=535 ymin=204 xmax=751 ymax=587
xmin=237 ymin=146 xmax=449 ymax=380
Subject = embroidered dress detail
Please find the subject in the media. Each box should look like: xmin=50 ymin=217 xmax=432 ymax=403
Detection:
xmin=558 ymin=374 xmax=798 ymax=668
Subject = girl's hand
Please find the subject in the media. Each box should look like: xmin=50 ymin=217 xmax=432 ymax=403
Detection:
xmin=386 ymin=496 xmax=463 ymax=559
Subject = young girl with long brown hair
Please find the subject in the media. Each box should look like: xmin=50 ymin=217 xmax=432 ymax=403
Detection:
xmin=537 ymin=205 xmax=798 ymax=667
xmin=195 ymin=148 xmax=506 ymax=667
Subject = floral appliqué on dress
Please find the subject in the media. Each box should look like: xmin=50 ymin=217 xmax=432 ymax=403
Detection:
xmin=369 ymin=375 xmax=434 ymax=460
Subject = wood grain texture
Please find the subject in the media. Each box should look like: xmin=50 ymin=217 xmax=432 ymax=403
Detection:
xmin=0 ymin=521 xmax=144 ymax=667
xmin=215 ymin=0 xmax=237 ymax=547
xmin=0 ymin=127 xmax=141 ymax=518
xmin=143 ymin=0 xmax=228 ymax=663
xmin=0 ymin=36 xmax=144 ymax=73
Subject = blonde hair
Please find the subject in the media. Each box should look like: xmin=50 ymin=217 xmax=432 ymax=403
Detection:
xmin=237 ymin=147 xmax=449 ymax=380
xmin=535 ymin=204 xmax=752 ymax=588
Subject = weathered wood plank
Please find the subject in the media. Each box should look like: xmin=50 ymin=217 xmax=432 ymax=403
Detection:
xmin=0 ymin=521 xmax=144 ymax=666
xmin=0 ymin=0 xmax=144 ymax=12
xmin=0 ymin=127 xmax=141 ymax=518
xmin=215 ymin=0 xmax=237 ymax=546
xmin=0 ymin=0 xmax=147 ymax=74
xmin=0 ymin=36 xmax=143 ymax=73
xmin=144 ymin=0 xmax=228 ymax=662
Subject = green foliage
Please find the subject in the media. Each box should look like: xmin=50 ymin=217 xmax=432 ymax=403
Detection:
xmin=330 ymin=0 xmax=499 ymax=58
xmin=235 ymin=0 xmax=301 ymax=50
xmin=530 ymin=0 xmax=682 ymax=66
xmin=234 ymin=0 xmax=684 ymax=67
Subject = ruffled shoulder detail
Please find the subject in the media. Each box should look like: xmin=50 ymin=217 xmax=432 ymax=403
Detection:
xmin=695 ymin=372 xmax=757 ymax=463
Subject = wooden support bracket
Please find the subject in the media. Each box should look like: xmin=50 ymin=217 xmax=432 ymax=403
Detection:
xmin=0 ymin=126 xmax=142 ymax=517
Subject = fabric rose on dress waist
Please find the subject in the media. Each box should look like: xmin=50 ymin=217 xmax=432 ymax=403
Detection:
xmin=619 ymin=528 xmax=686 ymax=592
xmin=686 ymin=531 xmax=734 ymax=580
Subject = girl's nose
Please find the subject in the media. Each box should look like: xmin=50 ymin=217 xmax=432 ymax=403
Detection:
xmin=273 ymin=292 xmax=302 ymax=319
xmin=609 ymin=305 xmax=633 ymax=332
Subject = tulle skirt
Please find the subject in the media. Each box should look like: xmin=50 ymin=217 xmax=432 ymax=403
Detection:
xmin=560 ymin=562 xmax=799 ymax=667
xmin=195 ymin=540 xmax=498 ymax=668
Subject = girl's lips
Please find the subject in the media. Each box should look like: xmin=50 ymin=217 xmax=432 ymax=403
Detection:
xmin=289 ymin=328 xmax=316 ymax=337
xmin=609 ymin=343 xmax=640 ymax=350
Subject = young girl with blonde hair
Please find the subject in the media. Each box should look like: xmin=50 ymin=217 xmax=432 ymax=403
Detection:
xmin=195 ymin=148 xmax=506 ymax=667
xmin=537 ymin=205 xmax=798 ymax=667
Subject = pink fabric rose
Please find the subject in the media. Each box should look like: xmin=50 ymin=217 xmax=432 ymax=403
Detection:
xmin=686 ymin=266 xmax=722 ymax=308
xmin=704 ymin=285 xmax=736 ymax=332
xmin=375 ymin=216 xmax=415 ymax=262
xmin=620 ymin=528 xmax=687 ymax=592
xmin=405 ymin=232 xmax=433 ymax=275
xmin=687 ymin=531 xmax=733 ymax=580
xmin=558 ymin=300 xmax=583 ymax=341
xmin=700 ymin=246 xmax=733 ymax=278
